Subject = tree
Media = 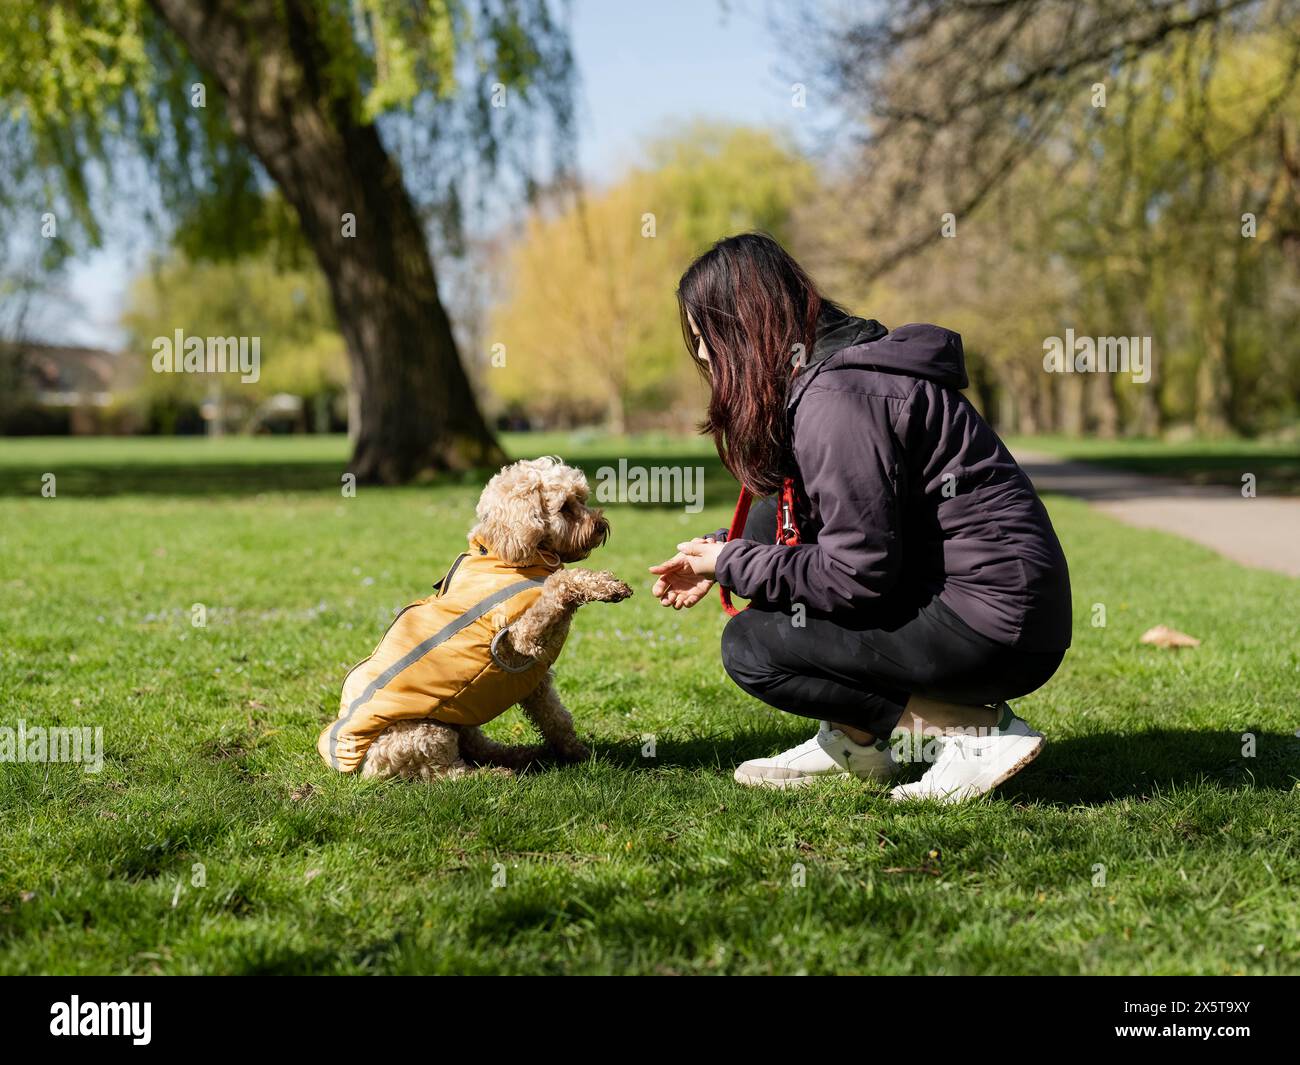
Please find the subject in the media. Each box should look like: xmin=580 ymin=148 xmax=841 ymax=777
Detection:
xmin=810 ymin=0 xmax=1297 ymax=278
xmin=488 ymin=178 xmax=681 ymax=432
xmin=487 ymin=125 xmax=816 ymax=430
xmin=122 ymin=247 xmax=348 ymax=431
xmin=0 ymin=0 xmax=575 ymax=481
xmin=805 ymin=1 xmax=1300 ymax=436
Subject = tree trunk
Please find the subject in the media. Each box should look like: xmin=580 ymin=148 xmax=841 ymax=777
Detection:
xmin=1089 ymin=371 xmax=1120 ymax=439
xmin=965 ymin=351 xmax=999 ymax=430
xmin=1132 ymin=377 xmax=1161 ymax=437
xmin=605 ymin=384 xmax=626 ymax=436
xmin=150 ymin=0 xmax=505 ymax=482
xmin=1131 ymin=328 xmax=1162 ymax=438
xmin=996 ymin=366 xmax=1020 ymax=435
xmin=1058 ymin=373 xmax=1087 ymax=436
xmin=1195 ymin=295 xmax=1233 ymax=437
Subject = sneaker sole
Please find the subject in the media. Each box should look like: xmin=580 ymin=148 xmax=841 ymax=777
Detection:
xmin=985 ymin=732 xmax=1046 ymax=792
xmin=733 ymin=766 xmax=899 ymax=789
xmin=733 ymin=766 xmax=820 ymax=789
xmin=893 ymin=732 xmax=1045 ymax=803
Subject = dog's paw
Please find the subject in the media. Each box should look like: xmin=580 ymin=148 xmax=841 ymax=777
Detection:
xmin=588 ymin=572 xmax=634 ymax=603
xmin=552 ymin=742 xmax=592 ymax=763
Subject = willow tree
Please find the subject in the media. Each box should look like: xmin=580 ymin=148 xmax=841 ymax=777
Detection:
xmin=0 ymin=0 xmax=575 ymax=481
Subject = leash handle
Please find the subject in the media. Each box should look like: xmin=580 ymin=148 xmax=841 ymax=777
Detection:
xmin=717 ymin=477 xmax=802 ymax=616
xmin=717 ymin=488 xmax=754 ymax=617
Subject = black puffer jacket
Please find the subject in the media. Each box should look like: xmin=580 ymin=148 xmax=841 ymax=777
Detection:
xmin=716 ymin=313 xmax=1072 ymax=651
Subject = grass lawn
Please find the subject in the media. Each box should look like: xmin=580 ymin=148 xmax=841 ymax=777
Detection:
xmin=1 ymin=433 xmax=1297 ymax=975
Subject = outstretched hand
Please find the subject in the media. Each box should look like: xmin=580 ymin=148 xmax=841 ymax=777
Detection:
xmin=672 ymin=538 xmax=726 ymax=577
xmin=648 ymin=537 xmax=722 ymax=609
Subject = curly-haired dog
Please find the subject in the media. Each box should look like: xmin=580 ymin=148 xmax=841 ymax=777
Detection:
xmin=317 ymin=457 xmax=631 ymax=780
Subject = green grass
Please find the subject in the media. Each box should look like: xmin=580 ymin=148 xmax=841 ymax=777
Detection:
xmin=1 ymin=434 xmax=1297 ymax=974
xmin=1005 ymin=434 xmax=1300 ymax=495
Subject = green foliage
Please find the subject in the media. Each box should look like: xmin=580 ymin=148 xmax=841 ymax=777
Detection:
xmin=488 ymin=124 xmax=816 ymax=428
xmin=0 ymin=0 xmax=573 ymax=256
xmin=828 ymin=28 xmax=1300 ymax=436
xmin=0 ymin=0 xmax=158 ymax=244
xmin=647 ymin=123 xmax=817 ymax=254
xmin=121 ymin=249 xmax=347 ymax=408
xmin=310 ymin=0 xmax=462 ymax=119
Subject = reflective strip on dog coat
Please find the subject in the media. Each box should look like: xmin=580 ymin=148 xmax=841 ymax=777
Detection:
xmin=319 ymin=543 xmax=559 ymax=773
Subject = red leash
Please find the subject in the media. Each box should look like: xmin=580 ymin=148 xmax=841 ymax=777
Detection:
xmin=718 ymin=476 xmax=802 ymax=616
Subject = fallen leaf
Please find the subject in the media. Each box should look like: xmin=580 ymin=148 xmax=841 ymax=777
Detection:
xmin=1140 ymin=624 xmax=1201 ymax=649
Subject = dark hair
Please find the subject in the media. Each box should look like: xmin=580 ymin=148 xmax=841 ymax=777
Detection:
xmin=677 ymin=232 xmax=842 ymax=495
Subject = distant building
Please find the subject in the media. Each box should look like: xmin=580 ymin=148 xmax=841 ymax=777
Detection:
xmin=0 ymin=340 xmax=136 ymax=435
xmin=0 ymin=339 xmax=347 ymax=436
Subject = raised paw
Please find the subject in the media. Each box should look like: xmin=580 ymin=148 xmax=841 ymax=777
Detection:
xmin=584 ymin=571 xmax=634 ymax=603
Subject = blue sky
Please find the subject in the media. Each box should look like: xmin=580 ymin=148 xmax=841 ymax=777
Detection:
xmin=570 ymin=0 xmax=826 ymax=177
xmin=46 ymin=0 xmax=836 ymax=349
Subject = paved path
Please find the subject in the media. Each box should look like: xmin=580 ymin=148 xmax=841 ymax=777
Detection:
xmin=1010 ymin=449 xmax=1300 ymax=579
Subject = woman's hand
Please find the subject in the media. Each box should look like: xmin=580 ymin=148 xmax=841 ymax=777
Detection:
xmin=673 ymin=538 xmax=726 ymax=578
xmin=648 ymin=537 xmax=720 ymax=609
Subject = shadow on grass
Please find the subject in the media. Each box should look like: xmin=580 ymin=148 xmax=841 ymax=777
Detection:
xmin=0 ymin=458 xmax=355 ymax=498
xmin=1002 ymin=728 xmax=1298 ymax=805
xmin=0 ymin=449 xmax=735 ymax=502
xmin=594 ymin=726 xmax=1299 ymax=805
xmin=1030 ymin=451 xmax=1299 ymax=498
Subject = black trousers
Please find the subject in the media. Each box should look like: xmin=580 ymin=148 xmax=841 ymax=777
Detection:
xmin=720 ymin=498 xmax=1065 ymax=738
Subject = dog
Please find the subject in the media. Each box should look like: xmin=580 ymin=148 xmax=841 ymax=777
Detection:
xmin=317 ymin=457 xmax=631 ymax=780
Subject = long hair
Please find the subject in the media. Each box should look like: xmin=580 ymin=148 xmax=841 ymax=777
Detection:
xmin=676 ymin=232 xmax=841 ymax=495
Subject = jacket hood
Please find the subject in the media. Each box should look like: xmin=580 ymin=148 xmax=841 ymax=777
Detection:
xmin=793 ymin=315 xmax=968 ymax=406
xmin=810 ymin=311 xmax=888 ymax=362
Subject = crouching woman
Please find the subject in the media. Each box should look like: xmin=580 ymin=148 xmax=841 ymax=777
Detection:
xmin=649 ymin=233 xmax=1072 ymax=802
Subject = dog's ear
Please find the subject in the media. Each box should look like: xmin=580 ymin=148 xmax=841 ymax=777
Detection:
xmin=471 ymin=466 xmax=547 ymax=564
xmin=489 ymin=488 xmax=547 ymax=564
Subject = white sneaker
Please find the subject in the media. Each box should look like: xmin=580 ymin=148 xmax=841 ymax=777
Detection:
xmin=891 ymin=704 xmax=1044 ymax=804
xmin=734 ymin=722 xmax=899 ymax=789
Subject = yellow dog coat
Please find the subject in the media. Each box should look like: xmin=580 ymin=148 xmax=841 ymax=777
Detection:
xmin=319 ymin=542 xmax=560 ymax=773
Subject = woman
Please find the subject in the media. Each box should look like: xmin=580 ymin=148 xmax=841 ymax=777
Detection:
xmin=649 ymin=233 xmax=1072 ymax=802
